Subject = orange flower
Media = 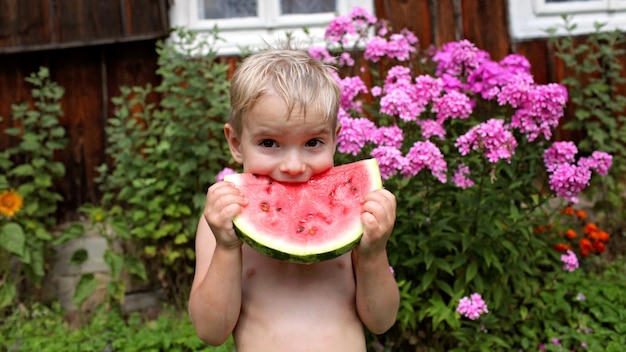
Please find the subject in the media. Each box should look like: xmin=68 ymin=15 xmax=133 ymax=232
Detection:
xmin=597 ymin=230 xmax=610 ymax=242
xmin=0 ymin=189 xmax=23 ymax=217
xmin=553 ymin=243 xmax=571 ymax=252
xmin=565 ymin=229 xmax=578 ymax=239
xmin=561 ymin=206 xmax=575 ymax=216
xmin=576 ymin=209 xmax=588 ymax=220
xmin=593 ymin=241 xmax=606 ymax=254
xmin=584 ymin=223 xmax=598 ymax=235
xmin=579 ymin=238 xmax=593 ymax=252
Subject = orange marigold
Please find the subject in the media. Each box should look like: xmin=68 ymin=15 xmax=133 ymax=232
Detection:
xmin=575 ymin=209 xmax=587 ymax=220
xmin=593 ymin=241 xmax=606 ymax=254
xmin=584 ymin=222 xmax=598 ymax=235
xmin=553 ymin=243 xmax=571 ymax=253
xmin=561 ymin=206 xmax=575 ymax=216
xmin=579 ymin=238 xmax=593 ymax=252
xmin=565 ymin=229 xmax=578 ymax=239
xmin=597 ymin=230 xmax=610 ymax=242
xmin=0 ymin=189 xmax=23 ymax=217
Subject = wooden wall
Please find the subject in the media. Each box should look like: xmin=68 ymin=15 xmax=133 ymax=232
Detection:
xmin=0 ymin=0 xmax=170 ymax=219
xmin=0 ymin=0 xmax=624 ymax=219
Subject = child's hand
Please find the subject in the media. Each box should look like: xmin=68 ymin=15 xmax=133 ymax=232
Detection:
xmin=203 ymin=181 xmax=247 ymax=249
xmin=358 ymin=189 xmax=396 ymax=257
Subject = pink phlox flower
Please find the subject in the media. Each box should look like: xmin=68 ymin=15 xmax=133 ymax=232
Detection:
xmin=380 ymin=88 xmax=425 ymax=122
xmin=370 ymin=86 xmax=382 ymax=97
xmin=339 ymin=52 xmax=355 ymax=67
xmin=383 ymin=66 xmax=413 ymax=91
xmin=336 ymin=110 xmax=377 ymax=155
xmin=466 ymin=60 xmax=505 ymax=99
xmin=543 ymin=141 xmax=578 ymax=173
xmin=578 ymin=151 xmax=613 ymax=176
xmin=499 ymin=53 xmax=531 ymax=74
xmin=455 ymin=119 xmax=517 ymax=163
xmin=339 ymin=76 xmax=368 ymax=112
xmin=417 ymin=119 xmax=446 ymax=140
xmin=440 ymin=73 xmax=464 ymax=92
xmin=433 ymin=40 xmax=481 ymax=76
xmin=324 ymin=15 xmax=355 ymax=45
xmin=364 ymin=36 xmax=388 ymax=62
xmin=508 ymin=83 xmax=567 ymax=141
xmin=348 ymin=6 xmax=377 ymax=33
xmin=400 ymin=28 xmax=419 ymax=46
xmin=497 ymin=79 xmax=533 ymax=108
xmin=216 ymin=167 xmax=236 ymax=182
xmin=402 ymin=141 xmax=448 ymax=183
xmin=432 ymin=91 xmax=473 ymax=122
xmin=452 ymin=163 xmax=475 ymax=189
xmin=371 ymin=146 xmax=408 ymax=180
xmin=385 ymin=33 xmax=416 ymax=61
xmin=561 ymin=249 xmax=579 ymax=272
xmin=308 ymin=46 xmax=336 ymax=64
xmin=372 ymin=125 xmax=404 ymax=149
xmin=548 ymin=163 xmax=592 ymax=203
xmin=414 ymin=75 xmax=443 ymax=102
xmin=457 ymin=293 xmax=488 ymax=320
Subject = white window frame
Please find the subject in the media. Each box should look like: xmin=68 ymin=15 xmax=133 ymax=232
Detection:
xmin=508 ymin=0 xmax=626 ymax=40
xmin=169 ymin=0 xmax=374 ymax=56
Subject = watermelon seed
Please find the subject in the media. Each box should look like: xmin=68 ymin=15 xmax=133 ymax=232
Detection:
xmin=297 ymin=226 xmax=305 ymax=233
xmin=351 ymin=187 xmax=357 ymax=192
xmin=276 ymin=207 xmax=282 ymax=212
xmin=261 ymin=202 xmax=269 ymax=212
xmin=309 ymin=227 xmax=318 ymax=235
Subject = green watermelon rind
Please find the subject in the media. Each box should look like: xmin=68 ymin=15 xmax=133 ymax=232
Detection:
xmin=233 ymin=226 xmax=363 ymax=264
xmin=226 ymin=158 xmax=383 ymax=264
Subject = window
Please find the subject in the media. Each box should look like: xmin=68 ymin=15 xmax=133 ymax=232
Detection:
xmin=170 ymin=0 xmax=373 ymax=55
xmin=508 ymin=0 xmax=626 ymax=40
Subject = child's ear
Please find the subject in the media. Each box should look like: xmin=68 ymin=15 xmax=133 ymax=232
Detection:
xmin=334 ymin=123 xmax=342 ymax=141
xmin=224 ymin=123 xmax=244 ymax=164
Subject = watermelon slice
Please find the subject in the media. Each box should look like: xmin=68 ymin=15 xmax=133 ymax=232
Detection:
xmin=224 ymin=159 xmax=382 ymax=264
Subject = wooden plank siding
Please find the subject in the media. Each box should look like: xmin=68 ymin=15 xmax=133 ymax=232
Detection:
xmin=0 ymin=0 xmax=624 ymax=219
xmin=0 ymin=0 xmax=169 ymax=219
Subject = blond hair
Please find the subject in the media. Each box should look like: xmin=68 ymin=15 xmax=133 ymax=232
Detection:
xmin=228 ymin=47 xmax=340 ymax=137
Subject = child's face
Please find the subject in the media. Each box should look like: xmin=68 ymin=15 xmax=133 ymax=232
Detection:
xmin=225 ymin=93 xmax=340 ymax=183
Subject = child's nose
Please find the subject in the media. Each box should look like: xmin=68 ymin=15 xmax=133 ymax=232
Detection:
xmin=279 ymin=150 xmax=306 ymax=175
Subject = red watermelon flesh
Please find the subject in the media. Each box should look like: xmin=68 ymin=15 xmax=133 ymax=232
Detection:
xmin=224 ymin=159 xmax=382 ymax=264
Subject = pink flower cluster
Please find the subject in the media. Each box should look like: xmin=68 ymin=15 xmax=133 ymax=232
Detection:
xmin=455 ymin=119 xmax=517 ymax=163
xmin=543 ymin=142 xmax=613 ymax=203
xmin=561 ymin=249 xmax=579 ymax=272
xmin=314 ymin=7 xmax=611 ymax=195
xmin=457 ymin=293 xmax=488 ymax=320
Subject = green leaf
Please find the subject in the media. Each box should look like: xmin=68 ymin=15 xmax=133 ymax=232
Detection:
xmin=466 ymin=262 xmax=478 ymax=284
xmin=104 ymin=249 xmax=124 ymax=279
xmin=73 ymin=273 xmax=98 ymax=307
xmin=0 ymin=283 xmax=17 ymax=309
xmin=0 ymin=223 xmax=25 ymax=256
xmin=69 ymin=249 xmax=89 ymax=266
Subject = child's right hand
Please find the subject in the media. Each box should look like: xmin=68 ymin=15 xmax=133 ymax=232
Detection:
xmin=203 ymin=181 xmax=247 ymax=249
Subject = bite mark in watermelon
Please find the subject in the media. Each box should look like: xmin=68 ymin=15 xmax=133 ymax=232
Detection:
xmin=224 ymin=159 xmax=383 ymax=264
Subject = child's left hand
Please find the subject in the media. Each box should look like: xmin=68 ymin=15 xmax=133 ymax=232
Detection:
xmin=357 ymin=188 xmax=396 ymax=257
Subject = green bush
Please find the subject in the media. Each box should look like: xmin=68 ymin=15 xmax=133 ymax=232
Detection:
xmin=547 ymin=16 xmax=626 ymax=234
xmin=319 ymin=7 xmax=616 ymax=351
xmin=95 ymin=27 xmax=233 ymax=302
xmin=0 ymin=303 xmax=234 ymax=351
xmin=0 ymin=68 xmax=69 ymax=310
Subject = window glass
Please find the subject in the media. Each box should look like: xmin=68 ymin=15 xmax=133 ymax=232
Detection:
xmin=280 ymin=0 xmax=336 ymax=14
xmin=201 ymin=0 xmax=257 ymax=19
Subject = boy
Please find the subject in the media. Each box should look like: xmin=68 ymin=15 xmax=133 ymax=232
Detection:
xmin=189 ymin=47 xmax=399 ymax=352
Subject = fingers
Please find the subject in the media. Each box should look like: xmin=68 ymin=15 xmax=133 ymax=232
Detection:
xmin=361 ymin=189 xmax=396 ymax=236
xmin=204 ymin=181 xmax=247 ymax=247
